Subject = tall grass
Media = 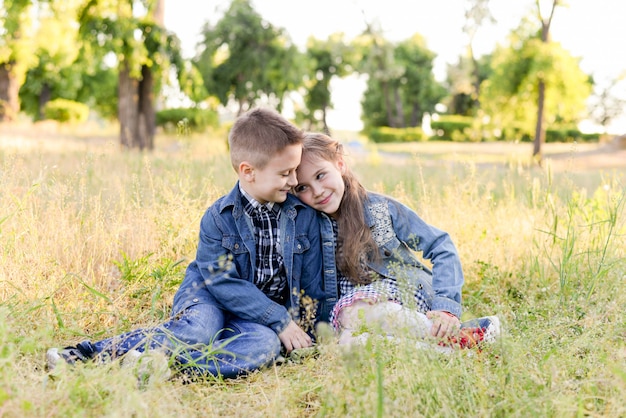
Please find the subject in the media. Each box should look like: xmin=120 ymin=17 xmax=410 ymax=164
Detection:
xmin=1 ymin=131 xmax=625 ymax=417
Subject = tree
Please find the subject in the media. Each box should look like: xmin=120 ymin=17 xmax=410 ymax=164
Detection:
xmin=356 ymin=28 xmax=443 ymax=130
xmin=461 ymin=0 xmax=495 ymax=113
xmin=193 ymin=0 xmax=303 ymax=116
xmin=354 ymin=21 xmax=402 ymax=129
xmin=301 ymin=32 xmax=354 ymax=134
xmin=79 ymin=0 xmax=182 ymax=150
xmin=532 ymin=0 xmax=561 ymax=162
xmin=0 ymin=0 xmax=39 ymax=121
xmin=445 ymin=53 xmax=492 ymax=116
xmin=479 ymin=16 xmax=591 ymax=144
xmin=19 ymin=0 xmax=84 ymax=120
xmin=587 ymin=73 xmax=626 ymax=135
xmin=394 ymin=34 xmax=446 ymax=127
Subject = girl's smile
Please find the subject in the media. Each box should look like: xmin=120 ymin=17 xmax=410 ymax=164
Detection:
xmin=295 ymin=154 xmax=346 ymax=218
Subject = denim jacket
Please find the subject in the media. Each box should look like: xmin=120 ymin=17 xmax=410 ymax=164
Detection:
xmin=319 ymin=192 xmax=464 ymax=318
xmin=172 ymin=182 xmax=326 ymax=334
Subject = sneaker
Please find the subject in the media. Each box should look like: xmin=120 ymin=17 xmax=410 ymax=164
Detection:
xmin=46 ymin=346 xmax=92 ymax=371
xmin=444 ymin=315 xmax=501 ymax=349
xmin=121 ymin=349 xmax=172 ymax=385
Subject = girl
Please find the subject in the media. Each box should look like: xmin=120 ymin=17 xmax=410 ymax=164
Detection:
xmin=294 ymin=132 xmax=499 ymax=349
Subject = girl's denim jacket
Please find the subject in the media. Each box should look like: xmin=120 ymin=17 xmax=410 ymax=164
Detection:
xmin=319 ymin=192 xmax=464 ymax=318
xmin=172 ymin=182 xmax=327 ymax=334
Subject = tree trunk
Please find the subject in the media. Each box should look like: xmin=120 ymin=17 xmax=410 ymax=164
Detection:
xmin=410 ymin=102 xmax=420 ymax=127
xmin=532 ymin=80 xmax=546 ymax=161
xmin=532 ymin=0 xmax=558 ymax=163
xmin=381 ymin=81 xmax=394 ymax=127
xmin=118 ymin=62 xmax=139 ymax=149
xmin=137 ymin=65 xmax=155 ymax=150
xmin=38 ymin=83 xmax=51 ymax=121
xmin=0 ymin=62 xmax=20 ymax=122
xmin=153 ymin=0 xmax=165 ymax=25
xmin=469 ymin=44 xmax=481 ymax=111
xmin=117 ymin=0 xmax=164 ymax=150
xmin=321 ymin=105 xmax=330 ymax=135
xmin=393 ymin=87 xmax=404 ymax=128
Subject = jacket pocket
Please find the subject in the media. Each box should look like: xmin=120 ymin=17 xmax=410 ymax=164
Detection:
xmin=293 ymin=236 xmax=310 ymax=254
xmin=222 ymin=235 xmax=247 ymax=254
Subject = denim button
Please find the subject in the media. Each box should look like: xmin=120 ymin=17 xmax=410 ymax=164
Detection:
xmin=192 ymin=298 xmax=199 ymax=303
xmin=297 ymin=244 xmax=302 ymax=249
xmin=234 ymin=243 xmax=239 ymax=249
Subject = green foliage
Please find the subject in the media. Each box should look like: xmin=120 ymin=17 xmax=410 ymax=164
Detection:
xmin=18 ymin=1 xmax=83 ymax=120
xmin=544 ymin=127 xmax=600 ymax=143
xmin=445 ymin=53 xmax=494 ymax=116
xmin=299 ymin=33 xmax=355 ymax=132
xmin=479 ymin=17 xmax=592 ymax=139
xmin=430 ymin=115 xmax=474 ymax=141
xmin=43 ymin=98 xmax=89 ymax=123
xmin=367 ymin=126 xmax=427 ymax=143
xmin=77 ymin=0 xmax=184 ymax=119
xmin=75 ymin=58 xmax=118 ymax=120
xmin=176 ymin=62 xmax=209 ymax=105
xmin=358 ymin=31 xmax=444 ymax=130
xmin=156 ymin=107 xmax=220 ymax=133
xmin=193 ymin=0 xmax=304 ymax=113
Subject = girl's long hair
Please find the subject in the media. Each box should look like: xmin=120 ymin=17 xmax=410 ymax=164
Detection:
xmin=302 ymin=133 xmax=378 ymax=285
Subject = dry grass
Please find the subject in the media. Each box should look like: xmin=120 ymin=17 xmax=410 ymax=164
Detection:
xmin=1 ymin=125 xmax=625 ymax=417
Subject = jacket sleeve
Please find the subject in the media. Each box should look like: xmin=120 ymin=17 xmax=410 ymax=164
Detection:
xmin=388 ymin=199 xmax=464 ymax=317
xmin=296 ymin=209 xmax=326 ymax=324
xmin=194 ymin=206 xmax=292 ymax=334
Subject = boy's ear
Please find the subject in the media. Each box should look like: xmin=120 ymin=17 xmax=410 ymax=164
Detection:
xmin=238 ymin=161 xmax=255 ymax=182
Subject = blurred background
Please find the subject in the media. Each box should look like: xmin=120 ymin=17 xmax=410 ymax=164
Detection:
xmin=1 ymin=0 xmax=624 ymax=159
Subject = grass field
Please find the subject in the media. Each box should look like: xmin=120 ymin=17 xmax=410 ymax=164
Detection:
xmin=1 ymin=125 xmax=625 ymax=417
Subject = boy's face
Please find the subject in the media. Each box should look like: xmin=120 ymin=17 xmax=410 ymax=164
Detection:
xmin=239 ymin=143 xmax=302 ymax=204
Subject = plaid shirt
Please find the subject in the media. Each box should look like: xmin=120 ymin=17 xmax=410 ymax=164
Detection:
xmin=240 ymin=188 xmax=288 ymax=303
xmin=331 ymin=218 xmax=353 ymax=297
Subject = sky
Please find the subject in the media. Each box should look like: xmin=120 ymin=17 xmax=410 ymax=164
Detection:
xmin=164 ymin=0 xmax=626 ymax=133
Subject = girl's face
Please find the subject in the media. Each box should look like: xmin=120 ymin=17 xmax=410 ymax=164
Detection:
xmin=294 ymin=153 xmax=345 ymax=217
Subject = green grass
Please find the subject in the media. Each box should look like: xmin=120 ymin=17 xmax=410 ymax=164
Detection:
xmin=1 ymin=128 xmax=625 ymax=417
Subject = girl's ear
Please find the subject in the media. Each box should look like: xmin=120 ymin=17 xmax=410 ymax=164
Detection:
xmin=336 ymin=155 xmax=347 ymax=175
xmin=239 ymin=161 xmax=255 ymax=182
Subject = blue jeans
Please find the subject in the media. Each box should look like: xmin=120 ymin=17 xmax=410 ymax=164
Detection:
xmin=76 ymin=303 xmax=282 ymax=379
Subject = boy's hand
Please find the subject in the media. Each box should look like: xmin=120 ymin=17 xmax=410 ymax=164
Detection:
xmin=426 ymin=310 xmax=460 ymax=339
xmin=278 ymin=320 xmax=312 ymax=353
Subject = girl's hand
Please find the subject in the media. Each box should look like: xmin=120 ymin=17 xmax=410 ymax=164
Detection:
xmin=426 ymin=310 xmax=460 ymax=339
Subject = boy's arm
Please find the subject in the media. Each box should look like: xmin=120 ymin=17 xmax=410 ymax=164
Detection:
xmin=195 ymin=209 xmax=292 ymax=334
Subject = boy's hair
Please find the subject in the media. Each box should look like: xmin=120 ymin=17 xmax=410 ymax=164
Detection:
xmin=228 ymin=107 xmax=304 ymax=170
xmin=301 ymin=132 xmax=379 ymax=285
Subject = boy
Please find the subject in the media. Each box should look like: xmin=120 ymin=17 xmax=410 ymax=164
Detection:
xmin=47 ymin=108 xmax=328 ymax=379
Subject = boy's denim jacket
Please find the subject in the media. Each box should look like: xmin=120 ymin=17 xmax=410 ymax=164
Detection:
xmin=172 ymin=182 xmax=327 ymax=334
xmin=318 ymin=192 xmax=464 ymax=318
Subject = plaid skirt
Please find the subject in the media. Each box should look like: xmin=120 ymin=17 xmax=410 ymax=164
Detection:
xmin=330 ymin=278 xmax=430 ymax=331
